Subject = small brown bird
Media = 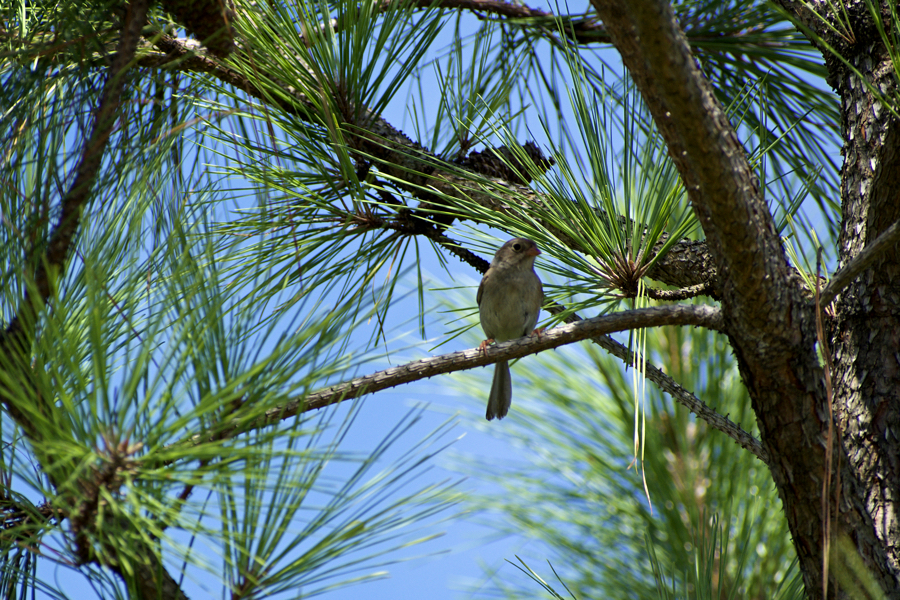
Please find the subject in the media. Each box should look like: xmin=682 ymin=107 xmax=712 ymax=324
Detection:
xmin=477 ymin=238 xmax=544 ymax=420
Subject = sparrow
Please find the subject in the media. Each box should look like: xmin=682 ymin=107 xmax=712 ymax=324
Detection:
xmin=477 ymin=238 xmax=544 ymax=420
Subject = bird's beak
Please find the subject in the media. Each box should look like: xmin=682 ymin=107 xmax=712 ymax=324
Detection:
xmin=527 ymin=247 xmax=541 ymax=257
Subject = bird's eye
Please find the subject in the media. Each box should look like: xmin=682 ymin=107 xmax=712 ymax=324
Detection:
xmin=512 ymin=243 xmax=522 ymax=251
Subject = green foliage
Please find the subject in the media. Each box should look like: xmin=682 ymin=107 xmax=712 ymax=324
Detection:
xmin=417 ymin=19 xmax=527 ymax=157
xmin=0 ymin=0 xmax=460 ymax=595
xmin=0 ymin=126 xmax=459 ymax=595
xmin=646 ymin=514 xmax=804 ymax=600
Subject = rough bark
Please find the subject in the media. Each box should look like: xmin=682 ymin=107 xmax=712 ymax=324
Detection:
xmin=822 ymin=2 xmax=900 ymax=594
xmin=776 ymin=0 xmax=900 ymax=596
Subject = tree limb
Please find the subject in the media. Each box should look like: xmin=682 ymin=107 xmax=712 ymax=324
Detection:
xmin=203 ymin=303 xmax=765 ymax=464
xmin=212 ymin=305 xmax=723 ymax=432
xmin=539 ymin=303 xmax=767 ymax=463
xmin=820 ymin=218 xmax=900 ymax=306
xmin=590 ymin=0 xmax=841 ymax=595
xmin=586 ymin=329 xmax=768 ymax=464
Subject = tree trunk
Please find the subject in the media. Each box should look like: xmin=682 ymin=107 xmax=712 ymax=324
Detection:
xmin=829 ymin=9 xmax=900 ymax=597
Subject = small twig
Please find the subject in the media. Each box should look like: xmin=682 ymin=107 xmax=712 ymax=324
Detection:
xmin=820 ymin=219 xmax=900 ymax=306
xmin=356 ymin=192 xmax=491 ymax=272
xmin=600 ymin=333 xmax=767 ymax=463
xmin=545 ymin=303 xmax=768 ymax=464
xmin=404 ymin=223 xmax=490 ymax=273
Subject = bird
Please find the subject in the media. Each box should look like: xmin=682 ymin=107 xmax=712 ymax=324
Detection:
xmin=477 ymin=238 xmax=544 ymax=420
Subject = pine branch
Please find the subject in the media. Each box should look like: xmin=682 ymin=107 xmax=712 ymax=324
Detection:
xmin=0 ymin=3 xmax=189 ymax=598
xmin=1 ymin=0 xmax=148 ymax=434
xmin=644 ymin=282 xmax=715 ymax=301
xmin=142 ymin=34 xmax=718 ymax=294
xmin=193 ymin=302 xmax=765 ymax=465
xmin=201 ymin=305 xmax=723 ymax=436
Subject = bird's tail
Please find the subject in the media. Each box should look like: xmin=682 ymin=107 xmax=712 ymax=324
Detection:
xmin=486 ymin=360 xmax=512 ymax=420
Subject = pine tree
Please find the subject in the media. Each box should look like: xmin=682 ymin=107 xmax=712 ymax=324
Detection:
xmin=0 ymin=0 xmax=895 ymax=598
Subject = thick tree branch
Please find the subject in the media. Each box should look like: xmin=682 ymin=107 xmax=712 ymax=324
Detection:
xmin=415 ymin=0 xmax=608 ymax=44
xmin=306 ymin=306 xmax=723 ymax=405
xmin=645 ymin=282 xmax=714 ymax=301
xmin=589 ymin=0 xmax=793 ymax=319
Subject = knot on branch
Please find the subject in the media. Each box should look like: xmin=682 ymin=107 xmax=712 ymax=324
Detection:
xmin=159 ymin=0 xmax=236 ymax=56
xmin=456 ymin=141 xmax=555 ymax=186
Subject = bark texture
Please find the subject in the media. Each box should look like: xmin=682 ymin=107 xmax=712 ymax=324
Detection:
xmin=827 ymin=3 xmax=900 ymax=594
